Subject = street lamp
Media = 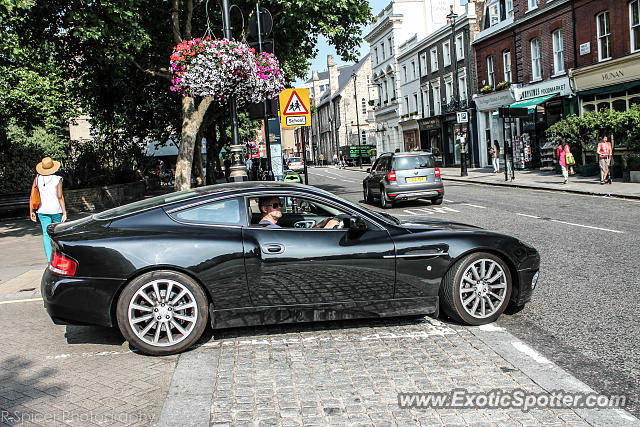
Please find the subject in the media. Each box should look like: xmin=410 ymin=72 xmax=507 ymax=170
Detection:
xmin=447 ymin=4 xmax=468 ymax=177
xmin=352 ymin=71 xmax=363 ymax=168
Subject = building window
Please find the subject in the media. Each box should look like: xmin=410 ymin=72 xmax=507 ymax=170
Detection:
xmin=420 ymin=53 xmax=427 ymax=76
xmin=530 ymin=38 xmax=541 ymax=80
xmin=432 ymin=85 xmax=441 ymax=115
xmin=486 ymin=56 xmax=495 ymax=87
xmin=443 ymin=41 xmax=451 ymax=66
xmin=361 ymin=98 xmax=366 ymax=114
xmin=422 ymin=89 xmax=430 ymax=116
xmin=631 ymin=0 xmax=640 ymax=52
xmin=404 ymin=96 xmax=409 ymax=114
xmin=455 ymin=33 xmax=464 ymax=60
xmin=445 ymin=79 xmax=453 ymax=102
xmin=503 ymin=50 xmax=511 ymax=82
xmin=411 ymin=61 xmax=416 ymax=80
xmin=413 ymin=93 xmax=418 ymax=113
xmin=381 ymin=41 xmax=386 ymax=59
xmin=388 ymin=37 xmax=393 ymax=56
xmin=430 ymin=48 xmax=438 ymax=72
xmin=597 ymin=11 xmax=611 ymax=61
xmin=506 ymin=0 xmax=514 ymax=18
xmin=361 ymin=130 xmax=367 ymax=144
xmin=391 ymin=76 xmax=396 ymax=99
xmin=528 ymin=0 xmax=537 ymax=11
xmin=403 ymin=65 xmax=407 ymax=83
xmin=374 ymin=48 xmax=379 ymax=64
xmin=552 ymin=29 xmax=564 ymax=74
xmin=489 ymin=3 xmax=500 ymax=26
xmin=458 ymin=75 xmax=467 ymax=101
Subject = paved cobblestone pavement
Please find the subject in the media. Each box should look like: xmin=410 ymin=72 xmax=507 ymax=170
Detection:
xmin=0 ymin=300 xmax=178 ymax=426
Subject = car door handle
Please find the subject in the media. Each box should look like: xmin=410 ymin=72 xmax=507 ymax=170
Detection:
xmin=261 ymin=243 xmax=285 ymax=254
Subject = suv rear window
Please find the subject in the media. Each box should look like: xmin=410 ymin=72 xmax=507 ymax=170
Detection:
xmin=393 ymin=155 xmax=434 ymax=170
xmin=288 ymin=158 xmax=302 ymax=162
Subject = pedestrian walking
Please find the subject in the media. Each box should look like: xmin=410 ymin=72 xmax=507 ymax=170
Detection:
xmin=333 ymin=152 xmax=338 ymax=166
xmin=491 ymin=140 xmax=500 ymax=173
xmin=556 ymin=140 xmax=572 ymax=184
xmin=597 ymin=136 xmax=612 ymax=184
xmin=29 ymin=157 xmax=67 ymax=262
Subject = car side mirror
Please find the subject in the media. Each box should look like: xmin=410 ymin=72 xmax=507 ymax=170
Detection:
xmin=348 ymin=215 xmax=367 ymax=232
xmin=366 ymin=168 xmax=371 ymax=173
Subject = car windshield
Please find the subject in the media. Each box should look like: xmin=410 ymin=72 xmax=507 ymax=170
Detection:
xmin=394 ymin=155 xmax=434 ymax=170
xmin=93 ymin=189 xmax=206 ymax=220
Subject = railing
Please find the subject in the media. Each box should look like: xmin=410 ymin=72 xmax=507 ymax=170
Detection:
xmin=441 ymin=98 xmax=469 ymax=114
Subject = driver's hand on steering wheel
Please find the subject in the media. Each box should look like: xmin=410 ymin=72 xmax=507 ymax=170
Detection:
xmin=315 ymin=217 xmax=340 ymax=229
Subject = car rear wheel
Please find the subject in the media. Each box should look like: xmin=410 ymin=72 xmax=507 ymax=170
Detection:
xmin=431 ymin=197 xmax=443 ymax=205
xmin=116 ymin=270 xmax=208 ymax=356
xmin=380 ymin=187 xmax=393 ymax=209
xmin=439 ymin=252 xmax=511 ymax=325
xmin=363 ymin=184 xmax=372 ymax=203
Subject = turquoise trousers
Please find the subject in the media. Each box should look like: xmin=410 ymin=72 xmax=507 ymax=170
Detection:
xmin=38 ymin=213 xmax=62 ymax=262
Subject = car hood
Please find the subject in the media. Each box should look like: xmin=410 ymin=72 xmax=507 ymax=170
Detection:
xmin=399 ymin=219 xmax=483 ymax=232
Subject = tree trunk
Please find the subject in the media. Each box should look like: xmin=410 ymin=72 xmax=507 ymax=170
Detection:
xmin=174 ymin=96 xmax=213 ymax=190
xmin=193 ymin=130 xmax=204 ymax=186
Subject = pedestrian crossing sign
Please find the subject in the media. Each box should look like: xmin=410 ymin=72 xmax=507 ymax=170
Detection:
xmin=279 ymin=88 xmax=311 ymax=128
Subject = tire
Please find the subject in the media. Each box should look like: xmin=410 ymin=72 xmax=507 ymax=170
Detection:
xmin=363 ymin=184 xmax=372 ymax=204
xmin=431 ymin=197 xmax=443 ymax=205
xmin=439 ymin=252 xmax=512 ymax=325
xmin=116 ymin=270 xmax=208 ymax=356
xmin=380 ymin=187 xmax=393 ymax=209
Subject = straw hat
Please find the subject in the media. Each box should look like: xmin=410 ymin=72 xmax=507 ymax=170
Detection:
xmin=36 ymin=157 xmax=61 ymax=176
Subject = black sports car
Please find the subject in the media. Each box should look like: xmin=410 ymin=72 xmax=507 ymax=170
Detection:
xmin=42 ymin=182 xmax=540 ymax=355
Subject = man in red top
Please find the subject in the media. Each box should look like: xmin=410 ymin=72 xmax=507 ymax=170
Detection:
xmin=597 ymin=136 xmax=612 ymax=184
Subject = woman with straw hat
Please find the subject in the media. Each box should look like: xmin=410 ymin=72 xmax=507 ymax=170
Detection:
xmin=29 ymin=157 xmax=67 ymax=262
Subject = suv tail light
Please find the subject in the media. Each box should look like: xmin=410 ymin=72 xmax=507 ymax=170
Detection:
xmin=386 ymin=171 xmax=396 ymax=182
xmin=49 ymin=251 xmax=77 ymax=276
xmin=435 ymin=167 xmax=441 ymax=178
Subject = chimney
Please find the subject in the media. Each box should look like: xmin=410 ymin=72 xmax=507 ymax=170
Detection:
xmin=312 ymin=70 xmax=321 ymax=106
xmin=327 ymin=55 xmax=339 ymax=97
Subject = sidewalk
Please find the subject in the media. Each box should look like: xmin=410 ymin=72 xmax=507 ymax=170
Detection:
xmin=344 ymin=165 xmax=640 ymax=199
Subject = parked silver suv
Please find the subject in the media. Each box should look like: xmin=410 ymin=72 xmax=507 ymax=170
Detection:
xmin=362 ymin=152 xmax=444 ymax=209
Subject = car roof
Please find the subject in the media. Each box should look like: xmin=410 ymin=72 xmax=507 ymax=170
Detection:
xmin=383 ymin=151 xmax=431 ymax=157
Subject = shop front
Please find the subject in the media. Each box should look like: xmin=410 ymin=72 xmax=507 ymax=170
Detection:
xmin=418 ymin=117 xmax=443 ymax=165
xmin=401 ymin=121 xmax=420 ymax=152
xmin=473 ymin=89 xmax=515 ymax=167
xmin=507 ymin=77 xmax=574 ymax=170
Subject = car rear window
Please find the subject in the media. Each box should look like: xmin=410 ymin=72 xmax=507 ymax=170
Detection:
xmin=93 ymin=189 xmax=206 ymax=220
xmin=393 ymin=155 xmax=434 ymax=170
xmin=288 ymin=158 xmax=302 ymax=162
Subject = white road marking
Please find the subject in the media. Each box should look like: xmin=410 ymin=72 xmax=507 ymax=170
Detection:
xmin=512 ymin=341 xmax=551 ymax=364
xmin=403 ymin=206 xmax=461 ymax=216
xmin=444 ymin=199 xmax=455 ymax=203
xmin=0 ymin=297 xmax=43 ymax=305
xmin=477 ymin=323 xmax=505 ymax=332
xmin=516 ymin=213 xmax=541 ymax=219
xmin=463 ymin=203 xmax=486 ymax=209
xmin=615 ymin=409 xmax=636 ymax=421
xmin=550 ymin=219 xmax=623 ymax=234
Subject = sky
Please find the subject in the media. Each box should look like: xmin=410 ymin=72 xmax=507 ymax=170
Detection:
xmin=295 ymin=0 xmax=390 ymax=85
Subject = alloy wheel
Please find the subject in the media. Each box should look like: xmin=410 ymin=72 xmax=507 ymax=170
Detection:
xmin=458 ymin=259 xmax=507 ymax=319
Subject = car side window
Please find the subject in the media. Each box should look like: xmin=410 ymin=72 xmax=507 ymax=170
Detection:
xmin=371 ymin=159 xmax=380 ymax=172
xmin=171 ymin=198 xmax=241 ymax=225
xmin=378 ymin=157 xmax=390 ymax=173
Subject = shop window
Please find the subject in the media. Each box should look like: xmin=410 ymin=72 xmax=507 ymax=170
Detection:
xmin=612 ymin=91 xmax=627 ymax=99
xmin=582 ymin=104 xmax=595 ymax=113
xmin=597 ymin=11 xmax=611 ymax=61
xmin=612 ymin=99 xmax=627 ymax=111
xmin=631 ymin=0 xmax=640 ymax=52
xmin=630 ymin=97 xmax=640 ymax=106
xmin=597 ymin=102 xmax=610 ymax=112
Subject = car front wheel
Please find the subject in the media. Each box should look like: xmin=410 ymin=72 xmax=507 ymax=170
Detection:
xmin=116 ymin=270 xmax=208 ymax=356
xmin=439 ymin=252 xmax=512 ymax=325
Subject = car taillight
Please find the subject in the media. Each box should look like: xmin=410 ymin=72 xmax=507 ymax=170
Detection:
xmin=301 ymin=161 xmax=304 ymax=165
xmin=387 ymin=171 xmax=396 ymax=181
xmin=435 ymin=167 xmax=441 ymax=178
xmin=49 ymin=251 xmax=77 ymax=276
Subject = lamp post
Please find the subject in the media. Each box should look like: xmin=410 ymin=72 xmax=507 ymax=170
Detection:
xmin=447 ymin=5 xmax=467 ymax=177
xmin=352 ymin=71 xmax=363 ymax=168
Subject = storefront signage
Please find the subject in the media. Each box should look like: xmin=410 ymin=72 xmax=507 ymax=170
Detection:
xmin=418 ymin=117 xmax=441 ymax=131
xmin=571 ymin=52 xmax=640 ymax=92
xmin=579 ymin=42 xmax=590 ymax=55
xmin=473 ymin=90 xmax=515 ymax=111
xmin=456 ymin=111 xmax=468 ymax=123
xmin=514 ymin=76 xmax=572 ymax=101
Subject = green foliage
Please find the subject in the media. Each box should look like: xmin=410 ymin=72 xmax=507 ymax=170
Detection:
xmin=495 ymin=81 xmax=511 ymax=91
xmin=479 ymin=85 xmax=493 ymax=94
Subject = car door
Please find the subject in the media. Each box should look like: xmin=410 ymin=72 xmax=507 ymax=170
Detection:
xmin=369 ymin=157 xmax=390 ymax=197
xmin=242 ymin=195 xmax=396 ymax=307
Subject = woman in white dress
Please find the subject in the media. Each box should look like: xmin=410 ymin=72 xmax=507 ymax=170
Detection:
xmin=29 ymin=157 xmax=67 ymax=261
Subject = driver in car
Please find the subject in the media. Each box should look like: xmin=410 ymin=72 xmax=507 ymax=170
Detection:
xmin=258 ymin=197 xmax=341 ymax=229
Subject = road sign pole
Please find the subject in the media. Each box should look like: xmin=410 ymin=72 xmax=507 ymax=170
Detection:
xmin=301 ymin=127 xmax=309 ymax=185
xmin=256 ymin=3 xmax=272 ymax=180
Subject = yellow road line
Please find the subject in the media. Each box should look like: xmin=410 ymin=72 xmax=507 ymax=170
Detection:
xmin=0 ymin=297 xmax=43 ymax=305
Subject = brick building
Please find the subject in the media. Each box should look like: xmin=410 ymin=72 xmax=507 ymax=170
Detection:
xmin=473 ymin=0 xmax=577 ymax=170
xmin=570 ymin=0 xmax=640 ymax=115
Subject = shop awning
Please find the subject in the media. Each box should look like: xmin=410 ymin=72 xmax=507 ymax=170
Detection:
xmin=492 ymin=93 xmax=558 ymax=117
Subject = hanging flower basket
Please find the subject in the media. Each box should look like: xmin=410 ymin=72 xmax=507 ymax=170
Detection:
xmin=169 ymin=37 xmax=284 ymax=105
